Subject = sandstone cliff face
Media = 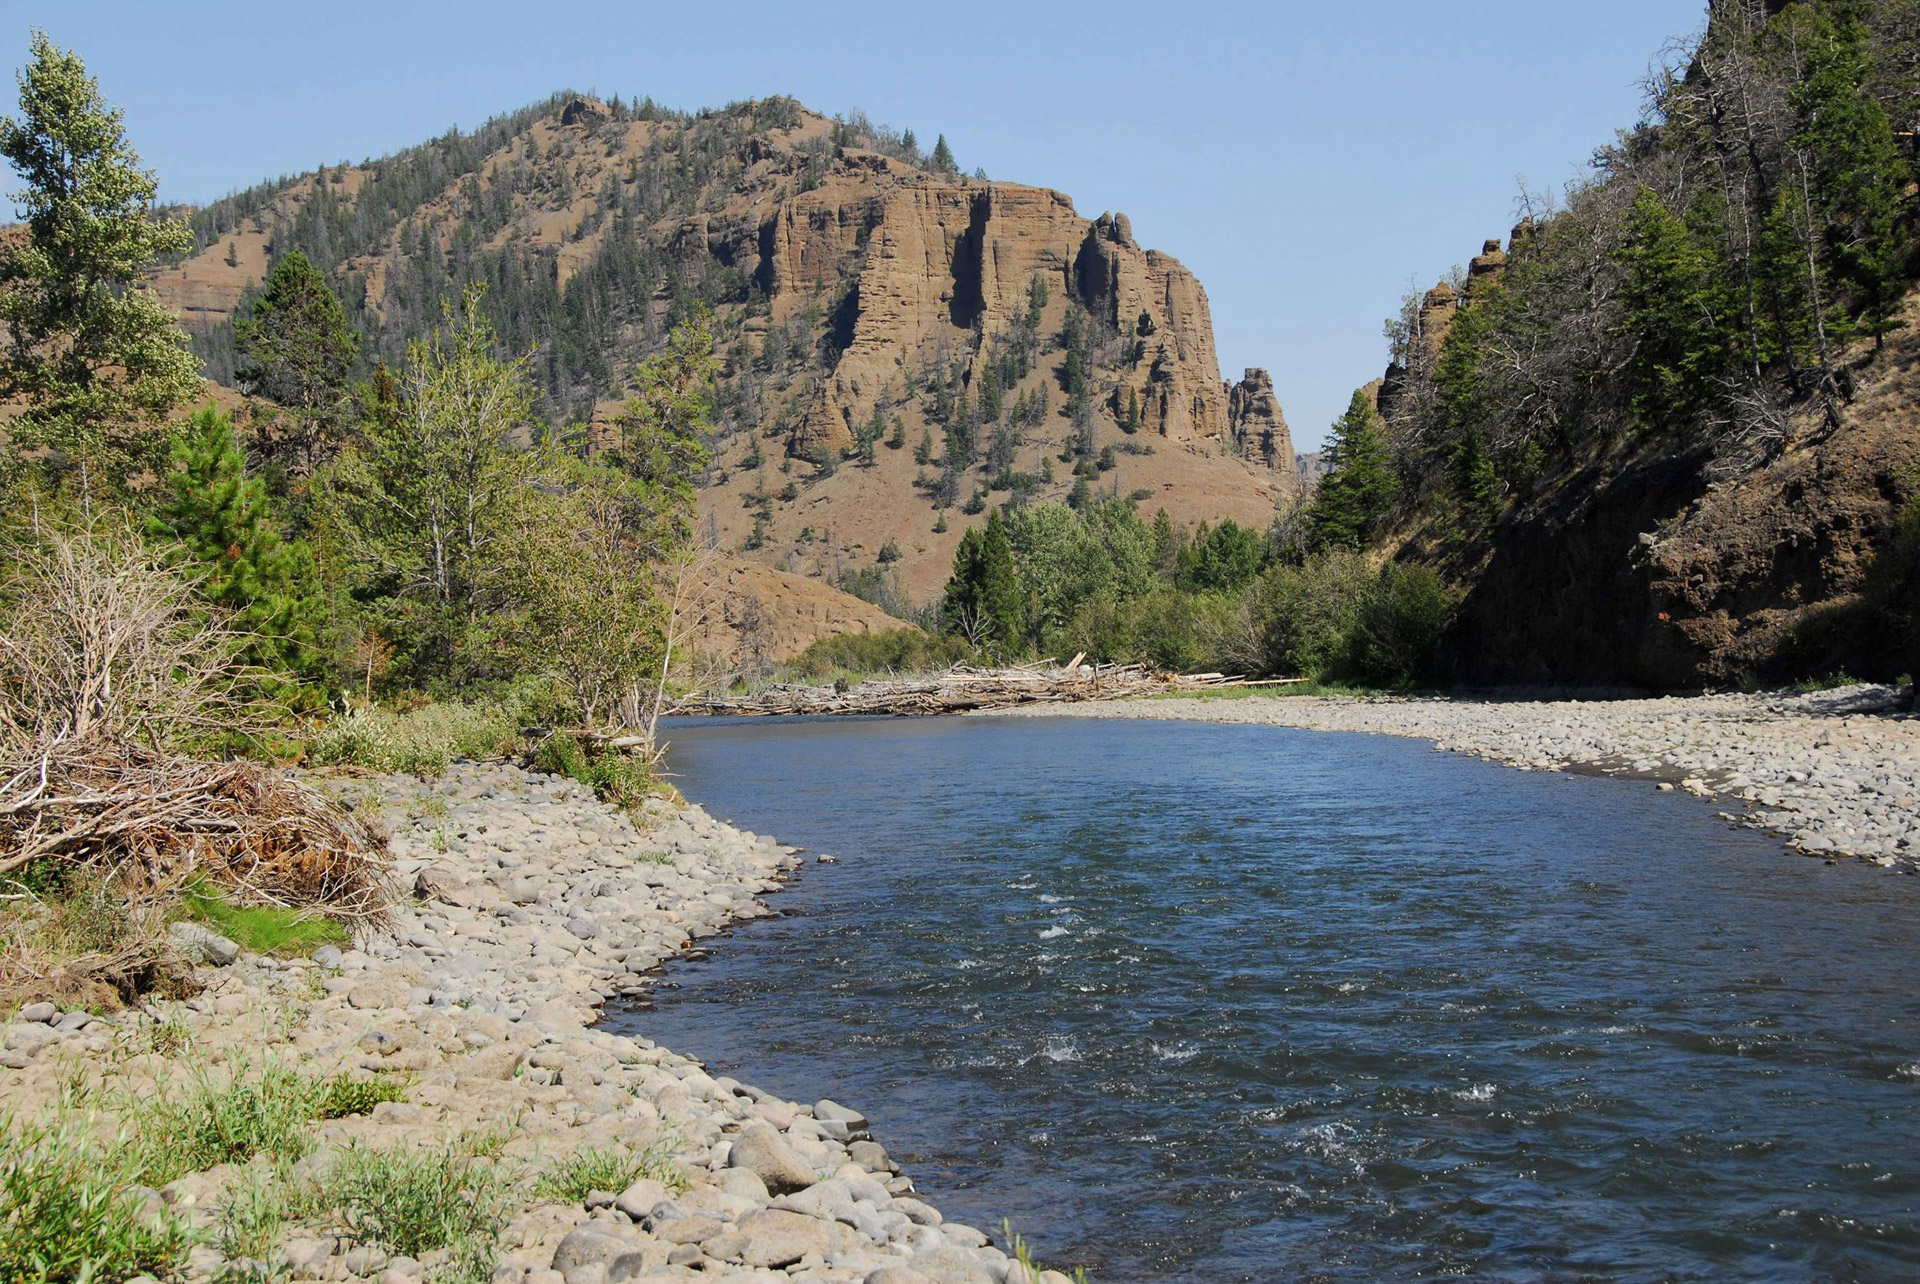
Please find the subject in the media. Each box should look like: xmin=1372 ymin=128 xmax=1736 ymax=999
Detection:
xmin=1226 ymin=368 xmax=1300 ymax=488
xmin=159 ymin=97 xmax=1297 ymax=605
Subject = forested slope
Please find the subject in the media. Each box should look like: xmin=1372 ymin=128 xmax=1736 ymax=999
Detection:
xmin=1328 ymin=0 xmax=1920 ymax=687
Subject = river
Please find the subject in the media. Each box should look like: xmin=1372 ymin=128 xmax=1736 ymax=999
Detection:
xmin=611 ymin=715 xmax=1920 ymax=1281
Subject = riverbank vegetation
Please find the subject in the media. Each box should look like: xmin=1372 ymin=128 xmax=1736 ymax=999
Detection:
xmin=0 ymin=35 xmax=708 ymax=1008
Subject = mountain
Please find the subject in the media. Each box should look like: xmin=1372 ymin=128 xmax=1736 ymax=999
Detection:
xmin=155 ymin=95 xmax=1299 ymax=604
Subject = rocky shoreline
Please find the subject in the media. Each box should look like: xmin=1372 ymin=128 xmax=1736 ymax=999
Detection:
xmin=991 ymin=682 xmax=1920 ymax=872
xmin=1 ymin=763 xmax=1059 ymax=1284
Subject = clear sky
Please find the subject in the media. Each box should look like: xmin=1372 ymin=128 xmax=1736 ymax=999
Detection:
xmin=3 ymin=0 xmax=1706 ymax=449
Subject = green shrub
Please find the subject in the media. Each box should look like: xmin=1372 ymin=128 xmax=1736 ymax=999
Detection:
xmin=786 ymin=628 xmax=971 ymax=681
xmin=1245 ymin=549 xmax=1375 ymax=677
xmin=306 ymin=677 xmax=566 ymax=775
xmin=1348 ymin=563 xmax=1459 ymax=687
xmin=1246 ymin=551 xmax=1456 ymax=686
xmin=530 ymin=735 xmax=654 ymax=810
xmin=0 ymin=1114 xmax=194 ymax=1284
xmin=127 ymin=1061 xmax=323 ymax=1184
xmin=313 ymin=1073 xmax=410 ymax=1120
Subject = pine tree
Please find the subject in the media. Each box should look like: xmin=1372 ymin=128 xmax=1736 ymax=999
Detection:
xmin=1308 ymin=389 xmax=1400 ymax=551
xmin=1619 ymin=187 xmax=1735 ymax=428
xmin=1449 ymin=429 xmax=1502 ymax=531
xmin=235 ymin=250 xmax=360 ymax=477
xmin=930 ymin=134 xmax=956 ymax=176
xmin=940 ymin=511 xmax=1020 ymax=649
xmin=151 ymin=406 xmax=326 ymax=696
xmin=1787 ymin=8 xmax=1909 ymax=346
xmin=0 ymin=32 xmax=198 ymax=484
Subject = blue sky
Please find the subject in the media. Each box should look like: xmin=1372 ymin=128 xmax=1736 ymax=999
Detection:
xmin=4 ymin=0 xmax=1705 ymax=449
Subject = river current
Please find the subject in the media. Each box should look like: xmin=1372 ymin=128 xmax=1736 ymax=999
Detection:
xmin=611 ymin=715 xmax=1920 ymax=1282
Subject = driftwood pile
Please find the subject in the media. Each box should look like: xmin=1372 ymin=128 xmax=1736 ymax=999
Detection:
xmin=665 ymin=659 xmax=1304 ymax=718
xmin=0 ymin=744 xmax=393 ymax=928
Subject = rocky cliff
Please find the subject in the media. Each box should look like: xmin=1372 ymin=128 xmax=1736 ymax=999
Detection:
xmin=158 ymin=96 xmax=1298 ymax=603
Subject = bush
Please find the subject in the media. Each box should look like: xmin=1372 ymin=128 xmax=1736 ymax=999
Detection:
xmin=1348 ymin=563 xmax=1459 ymax=686
xmin=1245 ymin=549 xmax=1375 ymax=677
xmin=306 ymin=677 xmax=565 ymax=775
xmin=294 ymin=1143 xmax=508 ymax=1284
xmin=0 ymin=1114 xmax=193 ymax=1284
xmin=529 ymin=734 xmax=654 ymax=809
xmin=1245 ymin=552 xmax=1457 ymax=686
xmin=787 ymin=628 xmax=971 ymax=680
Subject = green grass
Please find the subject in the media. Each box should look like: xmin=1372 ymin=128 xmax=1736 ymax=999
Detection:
xmin=293 ymin=1143 xmax=509 ymax=1284
xmin=0 ymin=1112 xmax=195 ymax=1284
xmin=531 ymin=1139 xmax=685 ymax=1203
xmin=182 ymin=881 xmax=348 ymax=956
xmin=124 ymin=1061 xmax=410 ymax=1185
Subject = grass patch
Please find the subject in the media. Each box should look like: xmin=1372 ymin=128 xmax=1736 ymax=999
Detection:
xmin=125 ymin=1061 xmax=409 ymax=1185
xmin=295 ymin=1143 xmax=509 ymax=1284
xmin=181 ymin=881 xmax=348 ymax=956
xmin=532 ymin=1140 xmax=685 ymax=1203
xmin=0 ymin=1112 xmax=195 ymax=1284
xmin=0 ymin=874 xmax=187 ymax=1014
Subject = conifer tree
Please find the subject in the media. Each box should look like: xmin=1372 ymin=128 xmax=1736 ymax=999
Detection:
xmin=0 ymin=32 xmax=198 ymax=484
xmin=150 ymin=406 xmax=326 ymax=695
xmin=930 ymin=134 xmax=956 ymax=176
xmin=1308 ymin=389 xmax=1400 ymax=551
xmin=234 ymin=250 xmax=360 ymax=476
xmin=1620 ymin=187 xmax=1735 ymax=428
xmin=1449 ymin=429 xmax=1502 ymax=531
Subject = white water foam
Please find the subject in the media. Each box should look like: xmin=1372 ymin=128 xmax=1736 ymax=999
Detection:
xmin=1038 ymin=926 xmax=1069 ymax=940
xmin=1453 ymin=1083 xmax=1499 ymax=1103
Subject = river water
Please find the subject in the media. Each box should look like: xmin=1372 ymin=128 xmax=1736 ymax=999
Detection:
xmin=612 ymin=715 xmax=1920 ymax=1282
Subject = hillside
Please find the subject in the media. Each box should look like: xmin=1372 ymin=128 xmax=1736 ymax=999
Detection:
xmin=157 ymin=95 xmax=1299 ymax=604
xmin=1337 ymin=0 xmax=1920 ymax=689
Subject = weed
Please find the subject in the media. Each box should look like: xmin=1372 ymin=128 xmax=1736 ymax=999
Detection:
xmin=0 ymin=1112 xmax=195 ymax=1284
xmin=451 ymin=1114 xmax=520 ymax=1159
xmin=313 ymin=1073 xmax=409 ymax=1120
xmin=126 ymin=1060 xmax=321 ymax=1184
xmin=530 ymin=735 xmax=655 ymax=810
xmin=1002 ymin=1219 xmax=1090 ymax=1283
xmin=216 ymin=1164 xmax=291 ymax=1284
xmin=634 ymin=851 xmax=674 ymax=866
xmin=532 ymin=1138 xmax=685 ymax=1203
xmin=295 ymin=1143 xmax=509 ymax=1284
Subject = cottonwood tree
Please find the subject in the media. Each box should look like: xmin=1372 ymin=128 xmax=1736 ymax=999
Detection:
xmin=0 ymin=32 xmax=198 ymax=487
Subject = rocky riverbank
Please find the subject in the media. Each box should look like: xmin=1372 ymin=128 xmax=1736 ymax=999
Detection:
xmin=1 ymin=763 xmax=1059 ymax=1284
xmin=992 ymin=683 xmax=1920 ymax=871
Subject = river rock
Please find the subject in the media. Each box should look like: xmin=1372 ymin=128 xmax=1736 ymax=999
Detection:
xmin=168 ymin=921 xmax=240 ymax=966
xmin=728 ymin=1121 xmax=817 ymax=1194
xmin=733 ymin=1208 xmax=830 ymax=1268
